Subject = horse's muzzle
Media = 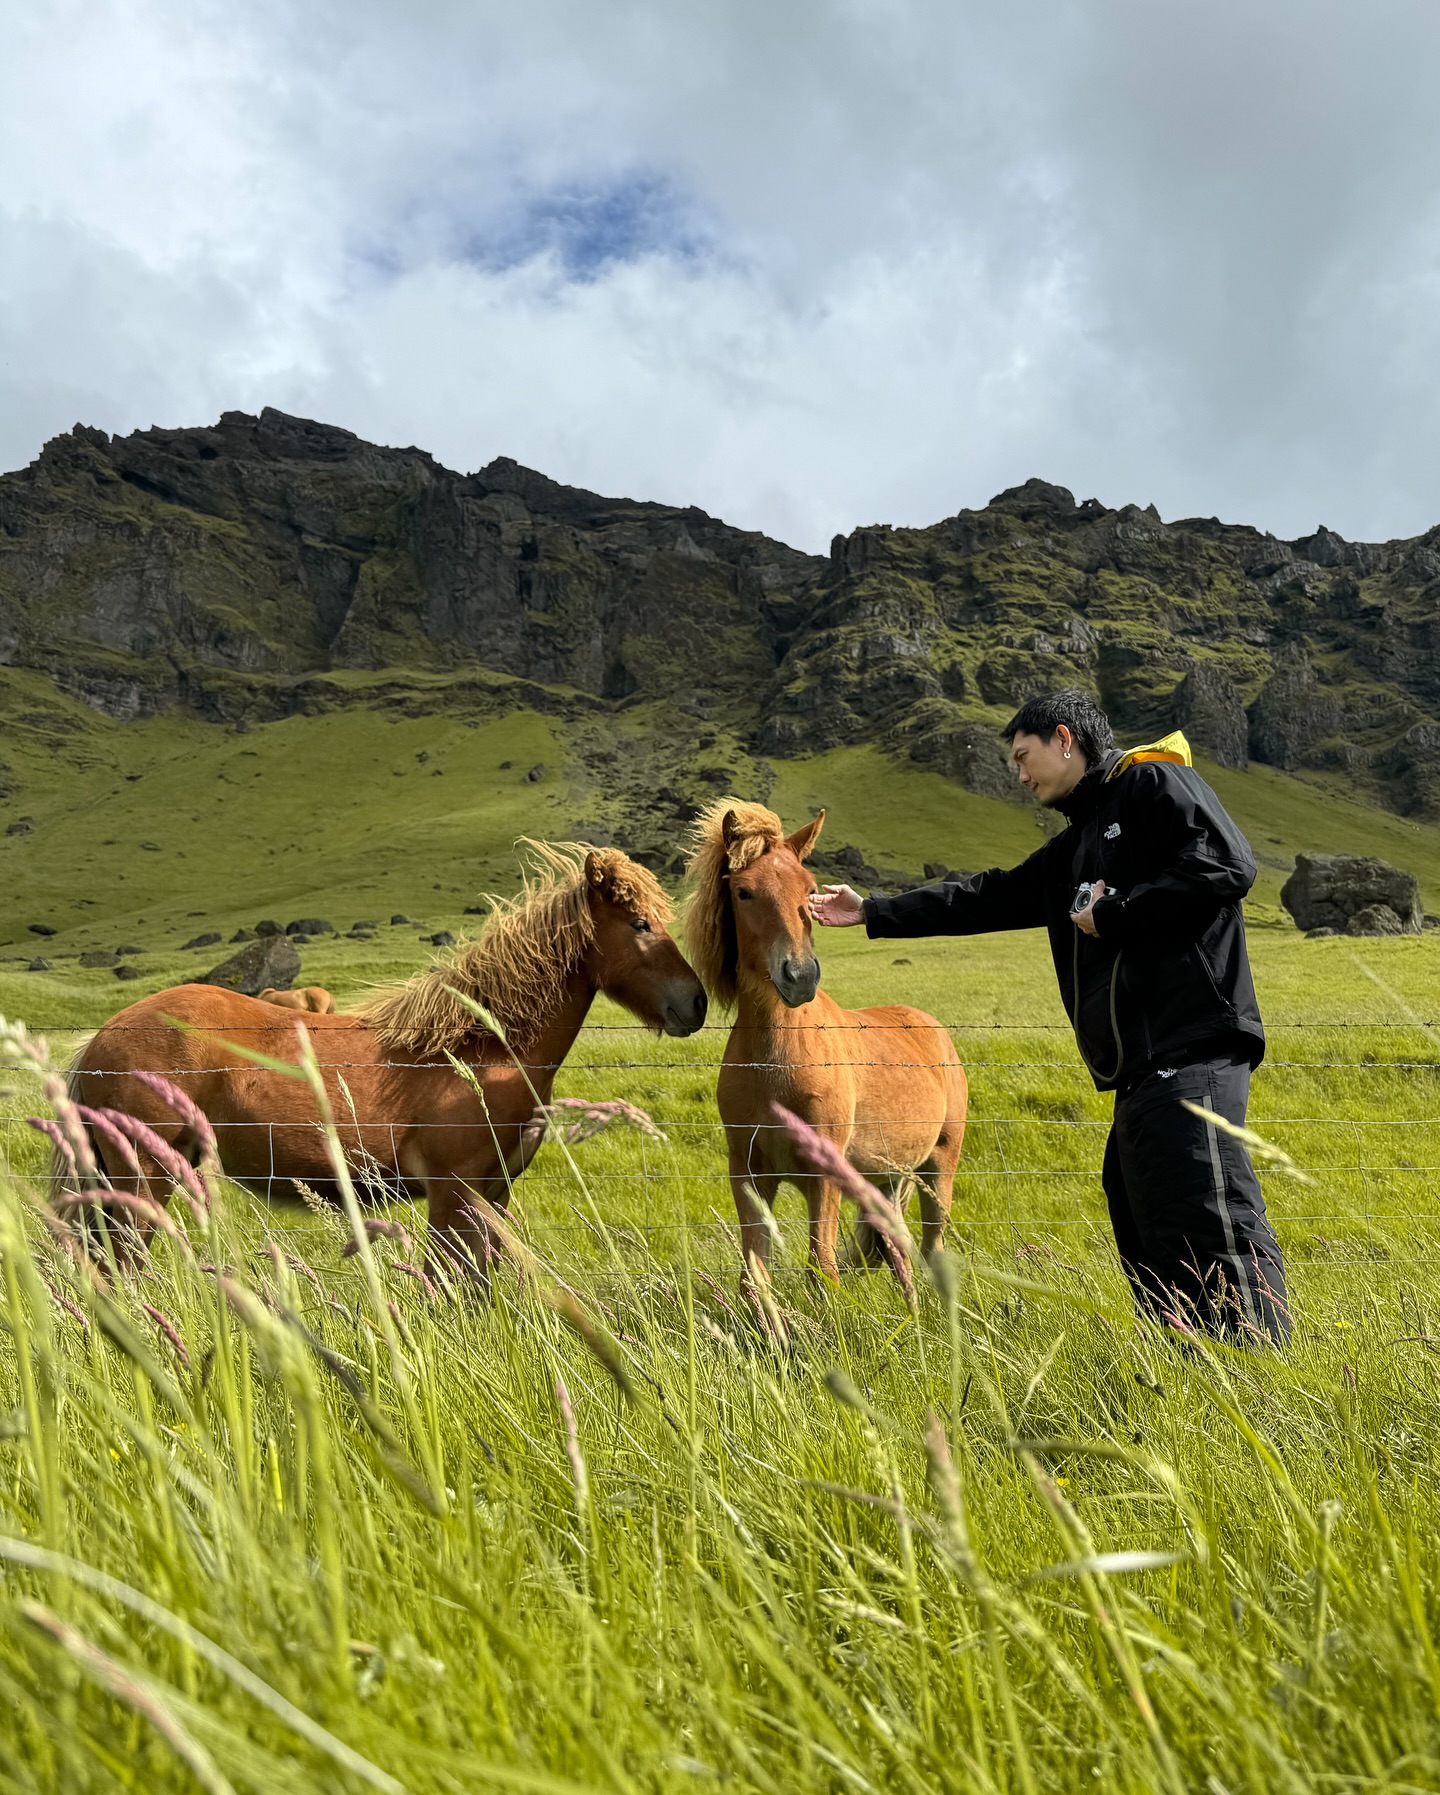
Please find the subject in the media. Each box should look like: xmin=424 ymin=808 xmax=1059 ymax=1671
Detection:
xmin=771 ymin=951 xmax=821 ymax=1009
xmin=663 ymin=985 xmax=709 ymax=1036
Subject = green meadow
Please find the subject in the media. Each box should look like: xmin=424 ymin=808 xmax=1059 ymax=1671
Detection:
xmin=6 ymin=690 xmax=1440 ymax=1790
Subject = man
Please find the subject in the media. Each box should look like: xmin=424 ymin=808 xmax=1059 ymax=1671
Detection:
xmin=809 ymin=687 xmax=1290 ymax=1346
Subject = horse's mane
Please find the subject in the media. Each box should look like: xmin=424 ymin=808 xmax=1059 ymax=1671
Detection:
xmin=684 ymin=799 xmax=786 ymax=1009
xmin=356 ymin=841 xmax=670 ymax=1054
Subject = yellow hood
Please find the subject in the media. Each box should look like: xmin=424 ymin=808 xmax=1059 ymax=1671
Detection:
xmin=1104 ymin=729 xmax=1193 ymax=781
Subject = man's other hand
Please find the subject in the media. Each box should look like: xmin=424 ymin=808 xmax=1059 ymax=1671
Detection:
xmin=1072 ymin=877 xmax=1108 ymax=937
xmin=809 ymin=884 xmax=865 ymax=927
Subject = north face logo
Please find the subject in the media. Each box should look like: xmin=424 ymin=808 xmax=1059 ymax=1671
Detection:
xmin=1104 ymin=823 xmax=1121 ymax=839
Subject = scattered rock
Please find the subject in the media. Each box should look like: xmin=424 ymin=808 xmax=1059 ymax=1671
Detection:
xmin=390 ymin=914 xmax=413 ymax=925
xmin=183 ymin=931 xmax=223 ymax=950
xmin=28 ymin=923 xmax=56 ymax=937
xmin=523 ymin=763 xmax=547 ymax=783
xmin=667 ymin=856 xmax=687 ymax=876
xmin=26 ymin=958 xmax=51 ymax=972
xmin=1426 ymin=914 xmax=1440 ymax=931
xmin=115 ymin=945 xmax=142 ymax=955
xmin=1306 ymin=927 xmax=1338 ymax=939
xmin=254 ymin=919 xmax=282 ymax=936
xmin=230 ymin=928 xmax=256 ymax=942
xmin=5 ymin=820 xmax=32 ymax=836
xmin=1281 ymin=853 xmax=1422 ymax=934
xmin=351 ymin=920 xmax=378 ymax=931
xmin=139 ymin=841 xmax=162 ymax=852
xmin=427 ymin=930 xmax=456 ymax=947
xmin=1347 ymin=903 xmax=1407 ymax=937
xmin=201 ymin=935 xmax=302 ymax=997
xmin=286 ymin=918 xmax=334 ymax=936
xmin=114 ymin=964 xmax=142 ymax=981
xmin=892 ymin=957 xmax=913 ymax=965
xmin=463 ymin=904 xmax=486 ymax=915
xmin=499 ymin=760 xmax=512 ymax=769
xmin=79 ymin=950 xmax=119 ymax=968
xmin=289 ymin=933 xmax=311 ymax=946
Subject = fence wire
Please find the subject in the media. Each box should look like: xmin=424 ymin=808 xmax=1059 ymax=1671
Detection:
xmin=5 ymin=1015 xmax=1440 ymax=1272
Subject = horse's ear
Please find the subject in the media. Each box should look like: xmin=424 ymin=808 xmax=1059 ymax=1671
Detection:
xmin=785 ymin=808 xmax=825 ymax=862
xmin=721 ymin=809 xmax=739 ymax=847
xmin=584 ymin=850 xmax=609 ymax=891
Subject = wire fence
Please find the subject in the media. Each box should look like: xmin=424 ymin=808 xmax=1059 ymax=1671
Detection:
xmin=5 ymin=1016 xmax=1440 ymax=1273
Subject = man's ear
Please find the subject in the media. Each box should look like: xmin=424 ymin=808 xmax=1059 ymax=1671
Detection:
xmin=785 ymin=808 xmax=825 ymax=862
xmin=584 ymin=850 xmax=608 ymax=890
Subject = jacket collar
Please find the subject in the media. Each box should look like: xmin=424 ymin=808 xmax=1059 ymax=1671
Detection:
xmin=1054 ymin=749 xmax=1122 ymax=824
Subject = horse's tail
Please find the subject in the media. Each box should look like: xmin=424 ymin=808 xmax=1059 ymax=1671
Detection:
xmin=48 ymin=1036 xmax=98 ymax=1202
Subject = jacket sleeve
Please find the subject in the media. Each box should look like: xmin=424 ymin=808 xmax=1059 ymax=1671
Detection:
xmin=1092 ymin=764 xmax=1256 ymax=949
xmin=862 ymin=847 xmax=1050 ymax=939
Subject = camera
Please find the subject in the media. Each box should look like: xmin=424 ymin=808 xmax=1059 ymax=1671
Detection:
xmin=1071 ymin=881 xmax=1096 ymax=915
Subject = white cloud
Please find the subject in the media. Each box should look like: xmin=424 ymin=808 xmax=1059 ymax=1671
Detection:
xmin=1 ymin=0 xmax=1438 ymax=549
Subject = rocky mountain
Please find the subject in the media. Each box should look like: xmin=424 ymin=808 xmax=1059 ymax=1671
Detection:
xmin=4 ymin=412 xmax=1440 ymax=815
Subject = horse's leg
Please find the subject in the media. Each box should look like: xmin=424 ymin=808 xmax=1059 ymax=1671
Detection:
xmin=919 ymin=1123 xmax=964 ymax=1258
xmin=730 ymin=1160 xmax=781 ymax=1278
xmin=424 ymin=1174 xmax=508 ymax=1292
xmin=803 ymin=1176 xmax=844 ymax=1284
xmin=842 ymin=1173 xmax=911 ymax=1270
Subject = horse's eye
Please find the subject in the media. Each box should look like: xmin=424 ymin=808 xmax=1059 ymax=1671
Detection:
xmin=737 ymin=888 xmax=754 ymax=901
xmin=632 ymin=917 xmax=652 ymax=933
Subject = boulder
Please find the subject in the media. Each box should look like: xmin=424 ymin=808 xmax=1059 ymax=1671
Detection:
xmin=230 ymin=928 xmax=256 ymax=942
xmin=26 ymin=958 xmax=51 ymax=971
xmin=1347 ymin=903 xmax=1406 ymax=937
xmin=201 ymin=935 xmax=301 ymax=996
xmin=114 ymin=964 xmax=142 ymax=981
xmin=116 ymin=944 xmax=142 ymax=955
xmin=427 ymin=930 xmax=457 ymax=947
xmin=254 ymin=919 xmax=282 ymax=936
xmin=390 ymin=914 xmax=413 ymax=925
xmin=286 ymin=918 xmax=334 ymax=936
xmin=28 ymin=923 xmax=56 ymax=937
xmin=183 ymin=931 xmax=223 ymax=950
xmin=1280 ymin=853 xmax=1422 ymax=934
xmin=524 ymin=763 xmax=547 ymax=783
xmin=79 ymin=949 xmax=119 ymax=968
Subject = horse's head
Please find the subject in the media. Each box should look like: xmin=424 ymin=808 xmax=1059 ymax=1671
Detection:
xmin=721 ymin=806 xmax=825 ymax=1009
xmin=583 ymin=850 xmax=708 ymax=1037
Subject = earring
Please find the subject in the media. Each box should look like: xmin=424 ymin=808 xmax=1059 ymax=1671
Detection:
xmin=1064 ymin=749 xmax=1071 ymax=760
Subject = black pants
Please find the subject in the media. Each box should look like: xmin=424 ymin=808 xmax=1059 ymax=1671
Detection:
xmin=1103 ymin=1054 xmax=1291 ymax=1346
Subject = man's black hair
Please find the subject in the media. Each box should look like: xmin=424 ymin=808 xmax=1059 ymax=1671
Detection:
xmin=1002 ymin=688 xmax=1116 ymax=765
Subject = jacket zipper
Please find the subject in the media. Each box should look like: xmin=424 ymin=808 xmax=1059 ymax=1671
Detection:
xmin=1071 ymin=926 xmax=1126 ymax=1084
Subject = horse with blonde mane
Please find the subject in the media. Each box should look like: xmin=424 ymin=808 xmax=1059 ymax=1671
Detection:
xmin=687 ymin=801 xmax=966 ymax=1284
xmin=258 ymin=986 xmax=336 ymax=1013
xmin=65 ymin=844 xmax=706 ymax=1277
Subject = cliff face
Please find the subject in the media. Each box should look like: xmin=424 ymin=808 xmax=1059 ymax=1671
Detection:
xmin=0 ymin=408 xmax=820 ymax=725
xmin=772 ymin=479 xmax=1440 ymax=813
xmin=4 ymin=416 xmax=1440 ymax=815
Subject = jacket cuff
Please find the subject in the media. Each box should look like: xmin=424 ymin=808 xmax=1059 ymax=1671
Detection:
xmin=862 ymin=895 xmax=894 ymax=938
xmin=1090 ymin=895 xmax=1126 ymax=942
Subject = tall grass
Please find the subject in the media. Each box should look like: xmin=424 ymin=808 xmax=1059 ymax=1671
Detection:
xmin=4 ymin=1007 xmax=1440 ymax=1792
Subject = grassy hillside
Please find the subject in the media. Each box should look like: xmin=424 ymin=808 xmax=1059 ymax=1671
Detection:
xmin=6 ymin=666 xmax=1440 ymax=973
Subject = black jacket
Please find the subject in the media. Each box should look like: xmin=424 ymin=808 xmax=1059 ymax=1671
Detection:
xmin=862 ymin=754 xmax=1264 ymax=1090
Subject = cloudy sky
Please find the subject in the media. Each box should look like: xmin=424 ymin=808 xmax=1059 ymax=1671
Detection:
xmin=2 ymin=0 xmax=1438 ymax=549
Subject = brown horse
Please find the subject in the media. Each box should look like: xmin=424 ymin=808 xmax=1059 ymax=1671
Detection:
xmin=686 ymin=801 xmax=966 ymax=1283
xmin=258 ymin=986 xmax=336 ymax=1013
xmin=66 ymin=844 xmax=706 ymax=1275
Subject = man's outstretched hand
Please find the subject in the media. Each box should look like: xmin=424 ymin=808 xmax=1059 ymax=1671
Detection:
xmin=808 ymin=883 xmax=866 ymax=927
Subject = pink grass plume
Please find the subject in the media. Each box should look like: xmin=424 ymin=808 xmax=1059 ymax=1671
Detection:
xmin=81 ymin=1107 xmax=210 ymax=1216
xmin=770 ymin=1104 xmax=916 ymax=1305
xmin=523 ymin=1096 xmax=667 ymax=1151
xmin=129 ymin=1071 xmax=218 ymax=1160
